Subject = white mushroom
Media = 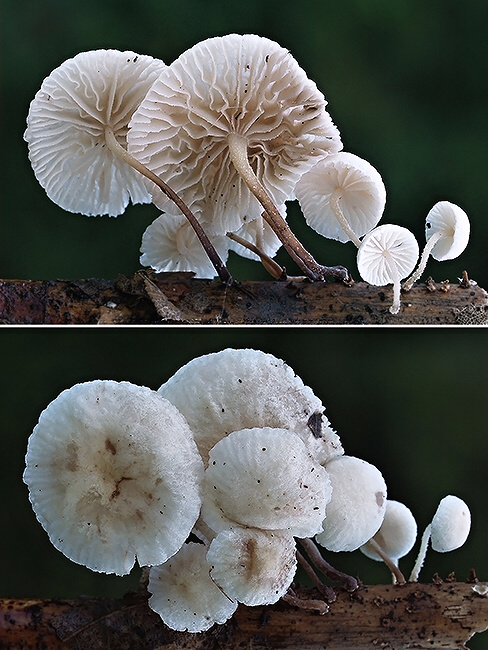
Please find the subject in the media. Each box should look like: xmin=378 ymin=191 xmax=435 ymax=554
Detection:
xmin=24 ymin=49 xmax=165 ymax=216
xmin=23 ymin=380 xmax=204 ymax=575
xmin=356 ymin=224 xmax=419 ymax=314
xmin=360 ymin=500 xmax=417 ymax=583
xmin=295 ymin=152 xmax=386 ymax=248
xmin=207 ymin=526 xmax=297 ymax=605
xmin=403 ymin=201 xmax=471 ymax=290
xmin=409 ymin=495 xmax=471 ymax=582
xmin=158 ymin=348 xmax=343 ymax=465
xmin=201 ymin=427 xmax=332 ymax=537
xmin=140 ymin=213 xmax=230 ymax=278
xmin=148 ymin=542 xmax=238 ymax=632
xmin=315 ymin=455 xmax=387 ymax=553
xmin=128 ymin=34 xmax=349 ymax=282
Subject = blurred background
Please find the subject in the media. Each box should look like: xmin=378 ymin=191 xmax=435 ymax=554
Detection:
xmin=1 ymin=0 xmax=487 ymax=288
xmin=1 ymin=328 xmax=487 ymax=648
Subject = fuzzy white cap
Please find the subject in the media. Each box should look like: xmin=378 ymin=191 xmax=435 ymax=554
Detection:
xmin=360 ymin=500 xmax=417 ymax=562
xmin=23 ymin=380 xmax=203 ymax=575
xmin=158 ymin=348 xmax=343 ymax=465
xmin=201 ymin=427 xmax=331 ymax=537
xmin=207 ymin=526 xmax=297 ymax=605
xmin=148 ymin=542 xmax=238 ymax=632
xmin=315 ymin=455 xmax=387 ymax=552
xmin=430 ymin=495 xmax=471 ymax=552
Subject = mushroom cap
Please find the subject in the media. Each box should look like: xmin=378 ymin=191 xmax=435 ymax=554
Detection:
xmin=24 ymin=49 xmax=165 ymax=216
xmin=295 ymin=152 xmax=386 ymax=243
xmin=357 ymin=224 xmax=419 ymax=286
xmin=201 ymin=427 xmax=332 ymax=537
xmin=148 ymin=542 xmax=238 ymax=632
xmin=127 ymin=33 xmax=342 ymax=235
xmin=315 ymin=455 xmax=387 ymax=552
xmin=158 ymin=348 xmax=343 ymax=465
xmin=430 ymin=495 xmax=471 ymax=552
xmin=140 ymin=213 xmax=230 ymax=278
xmin=207 ymin=526 xmax=297 ymax=606
xmin=23 ymin=380 xmax=204 ymax=575
xmin=360 ymin=500 xmax=417 ymax=562
xmin=425 ymin=201 xmax=470 ymax=261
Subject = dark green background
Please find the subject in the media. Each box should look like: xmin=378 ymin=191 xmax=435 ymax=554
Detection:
xmin=1 ymin=328 xmax=487 ymax=648
xmin=1 ymin=2 xmax=487 ymax=647
xmin=1 ymin=0 xmax=487 ymax=287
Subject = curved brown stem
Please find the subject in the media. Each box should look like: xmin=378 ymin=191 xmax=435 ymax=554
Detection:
xmin=105 ymin=128 xmax=233 ymax=286
xmin=227 ymin=133 xmax=350 ymax=283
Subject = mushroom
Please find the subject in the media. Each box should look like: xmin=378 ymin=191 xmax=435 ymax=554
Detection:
xmin=356 ymin=224 xmax=419 ymax=314
xmin=315 ymin=455 xmax=387 ymax=553
xmin=127 ymin=34 xmax=349 ymax=282
xmin=201 ymin=427 xmax=332 ymax=538
xmin=207 ymin=526 xmax=297 ymax=605
xmin=158 ymin=348 xmax=343 ymax=465
xmin=360 ymin=500 xmax=417 ymax=583
xmin=403 ymin=201 xmax=471 ymax=290
xmin=409 ymin=495 xmax=471 ymax=582
xmin=24 ymin=49 xmax=233 ymax=284
xmin=148 ymin=542 xmax=238 ymax=632
xmin=140 ymin=213 xmax=230 ymax=278
xmin=24 ymin=49 xmax=165 ymax=217
xmin=295 ymin=152 xmax=386 ymax=248
xmin=23 ymin=380 xmax=204 ymax=575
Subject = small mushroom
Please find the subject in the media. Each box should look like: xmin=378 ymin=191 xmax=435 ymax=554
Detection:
xmin=356 ymin=224 xmax=419 ymax=314
xmin=24 ymin=49 xmax=165 ymax=216
xmin=315 ymin=455 xmax=387 ymax=553
xmin=201 ymin=427 xmax=332 ymax=538
xmin=403 ymin=201 xmax=470 ymax=290
xmin=140 ymin=213 xmax=230 ymax=278
xmin=23 ymin=380 xmax=204 ymax=575
xmin=128 ymin=34 xmax=349 ymax=282
xmin=158 ymin=348 xmax=343 ymax=465
xmin=148 ymin=542 xmax=238 ymax=632
xmin=295 ymin=152 xmax=386 ymax=248
xmin=207 ymin=526 xmax=297 ymax=605
xmin=409 ymin=495 xmax=471 ymax=582
xmin=360 ymin=500 xmax=417 ymax=583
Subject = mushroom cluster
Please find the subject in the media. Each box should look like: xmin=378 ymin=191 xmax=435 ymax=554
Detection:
xmin=24 ymin=35 xmax=472 ymax=308
xmin=24 ymin=348 xmax=472 ymax=633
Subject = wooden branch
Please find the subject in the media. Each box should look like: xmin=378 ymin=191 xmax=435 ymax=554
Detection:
xmin=1 ymin=272 xmax=487 ymax=324
xmin=1 ymin=578 xmax=487 ymax=649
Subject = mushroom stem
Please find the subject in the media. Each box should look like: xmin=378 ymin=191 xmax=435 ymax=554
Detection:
xmin=402 ymin=231 xmax=444 ymax=291
xmin=296 ymin=550 xmax=337 ymax=601
xmin=384 ymin=251 xmax=402 ymax=315
xmin=408 ymin=523 xmax=432 ymax=582
xmin=329 ymin=190 xmax=362 ymax=248
xmin=104 ymin=128 xmax=233 ymax=286
xmin=282 ymin=588 xmax=329 ymax=614
xmin=298 ymin=538 xmax=359 ymax=592
xmin=362 ymin=539 xmax=406 ymax=584
xmin=226 ymin=231 xmax=287 ymax=280
xmin=226 ymin=133 xmax=350 ymax=283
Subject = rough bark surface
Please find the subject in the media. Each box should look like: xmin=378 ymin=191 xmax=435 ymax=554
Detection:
xmin=1 ymin=272 xmax=487 ymax=324
xmin=1 ymin=579 xmax=487 ymax=649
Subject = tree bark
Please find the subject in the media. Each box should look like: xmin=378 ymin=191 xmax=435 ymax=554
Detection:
xmin=1 ymin=578 xmax=487 ymax=649
xmin=0 ymin=272 xmax=487 ymax=324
